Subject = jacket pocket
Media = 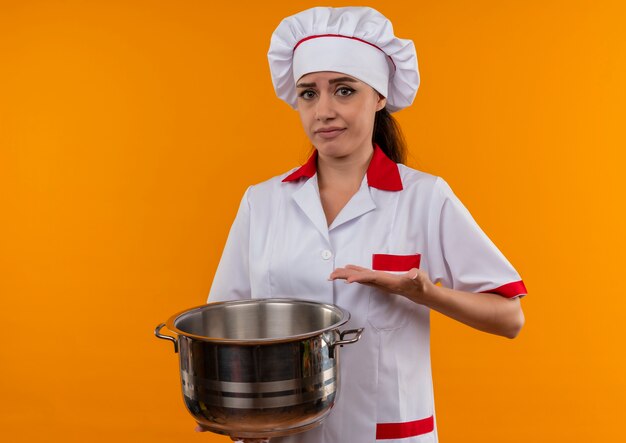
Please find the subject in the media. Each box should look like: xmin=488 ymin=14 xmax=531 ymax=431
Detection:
xmin=372 ymin=253 xmax=421 ymax=272
xmin=368 ymin=253 xmax=422 ymax=330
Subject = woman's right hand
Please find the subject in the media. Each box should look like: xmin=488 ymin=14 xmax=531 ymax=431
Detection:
xmin=194 ymin=423 xmax=270 ymax=442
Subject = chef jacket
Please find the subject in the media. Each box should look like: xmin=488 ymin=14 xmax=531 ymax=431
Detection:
xmin=208 ymin=145 xmax=526 ymax=442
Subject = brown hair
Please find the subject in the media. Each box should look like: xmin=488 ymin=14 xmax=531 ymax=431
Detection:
xmin=373 ymin=107 xmax=407 ymax=164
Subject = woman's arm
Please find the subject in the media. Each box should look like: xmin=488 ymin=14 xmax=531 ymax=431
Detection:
xmin=208 ymin=187 xmax=253 ymax=303
xmin=329 ymin=265 xmax=525 ymax=339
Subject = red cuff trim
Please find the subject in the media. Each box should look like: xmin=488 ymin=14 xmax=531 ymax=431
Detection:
xmin=376 ymin=415 xmax=434 ymax=439
xmin=372 ymin=254 xmax=421 ymax=272
xmin=481 ymin=280 xmax=527 ymax=298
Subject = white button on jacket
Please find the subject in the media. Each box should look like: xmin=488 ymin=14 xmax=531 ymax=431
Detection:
xmin=209 ymin=145 xmax=526 ymax=443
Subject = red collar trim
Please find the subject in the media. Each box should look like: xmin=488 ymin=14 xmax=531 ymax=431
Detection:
xmin=282 ymin=149 xmax=318 ymax=183
xmin=282 ymin=144 xmax=403 ymax=191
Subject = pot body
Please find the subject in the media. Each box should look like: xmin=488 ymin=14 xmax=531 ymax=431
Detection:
xmin=180 ymin=331 xmax=339 ymax=438
xmin=155 ymin=299 xmax=362 ymax=438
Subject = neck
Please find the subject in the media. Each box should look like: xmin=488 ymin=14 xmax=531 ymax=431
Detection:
xmin=316 ymin=143 xmax=374 ymax=191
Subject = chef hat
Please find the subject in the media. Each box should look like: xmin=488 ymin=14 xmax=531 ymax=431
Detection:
xmin=268 ymin=6 xmax=419 ymax=112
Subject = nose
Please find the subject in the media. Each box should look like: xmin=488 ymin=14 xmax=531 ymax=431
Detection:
xmin=314 ymin=92 xmax=336 ymax=121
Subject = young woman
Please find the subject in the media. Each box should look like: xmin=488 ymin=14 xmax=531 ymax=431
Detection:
xmin=203 ymin=6 xmax=526 ymax=443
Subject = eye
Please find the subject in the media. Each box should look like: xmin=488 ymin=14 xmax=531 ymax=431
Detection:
xmin=336 ymin=86 xmax=355 ymax=97
xmin=299 ymin=89 xmax=317 ymax=100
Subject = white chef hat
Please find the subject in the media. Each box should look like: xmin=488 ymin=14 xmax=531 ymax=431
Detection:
xmin=267 ymin=6 xmax=419 ymax=113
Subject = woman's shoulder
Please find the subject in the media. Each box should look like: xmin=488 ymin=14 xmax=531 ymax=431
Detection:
xmin=244 ymin=166 xmax=304 ymax=202
xmin=396 ymin=164 xmax=451 ymax=194
xmin=397 ymin=165 xmax=472 ymax=215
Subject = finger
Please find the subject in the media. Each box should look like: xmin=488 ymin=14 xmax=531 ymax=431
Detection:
xmin=328 ymin=269 xmax=348 ymax=280
xmin=331 ymin=267 xmax=403 ymax=291
xmin=345 ymin=270 xmax=378 ymax=284
xmin=348 ymin=270 xmax=408 ymax=291
xmin=335 ymin=267 xmax=378 ymax=283
xmin=195 ymin=423 xmax=208 ymax=432
xmin=342 ymin=268 xmax=384 ymax=283
xmin=403 ymin=268 xmax=420 ymax=280
xmin=334 ymin=267 xmax=384 ymax=284
xmin=329 ymin=267 xmax=361 ymax=280
xmin=330 ymin=264 xmax=371 ymax=280
xmin=344 ymin=264 xmax=369 ymax=271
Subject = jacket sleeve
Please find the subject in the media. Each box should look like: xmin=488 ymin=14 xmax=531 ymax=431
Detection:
xmin=207 ymin=187 xmax=252 ymax=302
xmin=426 ymin=178 xmax=527 ymax=298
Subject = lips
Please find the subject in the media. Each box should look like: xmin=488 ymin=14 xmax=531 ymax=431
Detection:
xmin=314 ymin=127 xmax=346 ymax=139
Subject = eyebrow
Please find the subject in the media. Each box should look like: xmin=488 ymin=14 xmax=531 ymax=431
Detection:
xmin=296 ymin=76 xmax=359 ymax=88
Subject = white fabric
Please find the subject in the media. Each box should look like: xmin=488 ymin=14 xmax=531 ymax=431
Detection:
xmin=208 ymin=164 xmax=523 ymax=442
xmin=268 ymin=6 xmax=420 ymax=112
xmin=293 ymin=36 xmax=391 ymax=98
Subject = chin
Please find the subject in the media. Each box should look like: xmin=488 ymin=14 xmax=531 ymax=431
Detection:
xmin=315 ymin=138 xmax=343 ymax=148
xmin=315 ymin=143 xmax=351 ymax=158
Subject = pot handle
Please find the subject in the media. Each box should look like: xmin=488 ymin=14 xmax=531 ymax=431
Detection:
xmin=328 ymin=328 xmax=363 ymax=358
xmin=335 ymin=328 xmax=364 ymax=347
xmin=154 ymin=323 xmax=178 ymax=353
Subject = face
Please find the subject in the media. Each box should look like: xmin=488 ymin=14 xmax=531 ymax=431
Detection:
xmin=295 ymin=71 xmax=387 ymax=159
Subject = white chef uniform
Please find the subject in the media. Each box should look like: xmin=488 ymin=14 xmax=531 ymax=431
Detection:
xmin=208 ymin=144 xmax=527 ymax=442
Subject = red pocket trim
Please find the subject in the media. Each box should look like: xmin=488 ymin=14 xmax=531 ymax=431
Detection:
xmin=376 ymin=415 xmax=434 ymax=439
xmin=372 ymin=254 xmax=421 ymax=272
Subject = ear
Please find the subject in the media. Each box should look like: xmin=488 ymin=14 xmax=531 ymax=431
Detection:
xmin=376 ymin=94 xmax=387 ymax=112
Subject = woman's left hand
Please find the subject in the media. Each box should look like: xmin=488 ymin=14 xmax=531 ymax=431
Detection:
xmin=330 ymin=264 xmax=525 ymax=339
xmin=329 ymin=264 xmax=435 ymax=305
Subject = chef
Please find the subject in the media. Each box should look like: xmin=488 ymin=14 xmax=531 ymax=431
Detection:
xmin=205 ymin=6 xmax=527 ymax=443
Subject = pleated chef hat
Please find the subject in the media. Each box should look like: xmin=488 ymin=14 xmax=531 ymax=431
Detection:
xmin=268 ymin=6 xmax=420 ymax=112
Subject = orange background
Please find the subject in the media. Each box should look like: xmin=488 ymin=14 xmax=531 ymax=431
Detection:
xmin=1 ymin=0 xmax=625 ymax=442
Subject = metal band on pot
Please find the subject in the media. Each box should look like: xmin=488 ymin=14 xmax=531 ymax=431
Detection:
xmin=184 ymin=380 xmax=337 ymax=409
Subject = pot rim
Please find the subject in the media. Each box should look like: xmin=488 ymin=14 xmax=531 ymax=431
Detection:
xmin=164 ymin=298 xmax=351 ymax=345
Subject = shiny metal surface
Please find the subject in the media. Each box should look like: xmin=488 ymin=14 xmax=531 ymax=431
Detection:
xmin=154 ymin=323 xmax=178 ymax=352
xmin=167 ymin=298 xmax=349 ymax=344
xmin=155 ymin=299 xmax=363 ymax=438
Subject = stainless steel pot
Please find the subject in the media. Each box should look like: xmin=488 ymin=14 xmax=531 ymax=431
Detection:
xmin=154 ymin=298 xmax=363 ymax=439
